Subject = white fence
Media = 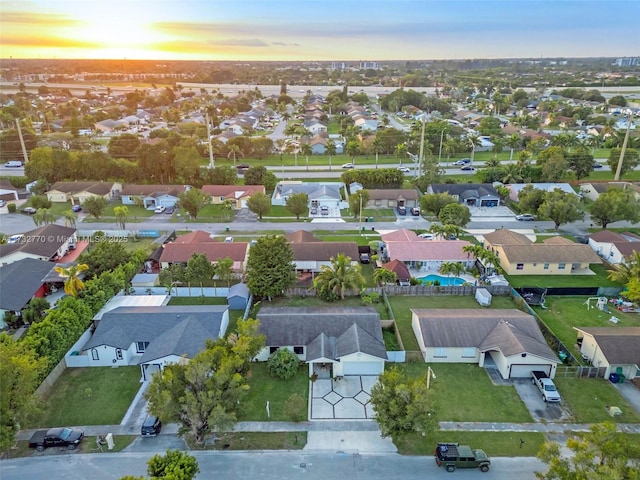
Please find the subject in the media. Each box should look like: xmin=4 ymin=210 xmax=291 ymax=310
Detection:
xmin=386 ymin=351 xmax=406 ymax=363
xmin=65 ymin=328 xmax=93 ymax=368
xmin=129 ymin=286 xmax=230 ymax=297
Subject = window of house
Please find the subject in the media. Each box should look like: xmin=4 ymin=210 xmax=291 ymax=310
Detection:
xmin=558 ymin=263 xmax=566 ymax=270
xmin=434 ymin=347 xmax=447 ymax=358
xmin=516 ymin=263 xmax=524 ymax=270
xmin=462 ymin=347 xmax=476 ymax=358
xmin=91 ymin=349 xmax=99 ymax=360
xmin=543 ymin=263 xmax=550 ymax=270
xmin=136 ymin=341 xmax=149 ymax=353
xmin=219 ymin=196 xmax=225 ymax=202
xmin=532 ymin=262 xmax=537 ymax=267
xmin=269 ymin=346 xmax=278 ymax=354
xmin=293 ymin=346 xmax=304 ymax=355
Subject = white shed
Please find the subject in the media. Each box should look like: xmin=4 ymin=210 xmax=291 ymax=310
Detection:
xmin=475 ymin=288 xmax=492 ymax=307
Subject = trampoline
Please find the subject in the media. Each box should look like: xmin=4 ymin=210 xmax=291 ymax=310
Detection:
xmin=517 ymin=287 xmax=547 ymax=306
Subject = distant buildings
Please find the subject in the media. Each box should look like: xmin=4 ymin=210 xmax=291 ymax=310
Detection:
xmin=613 ymin=57 xmax=639 ymax=67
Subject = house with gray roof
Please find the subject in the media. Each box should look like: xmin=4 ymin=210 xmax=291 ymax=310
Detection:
xmin=256 ymin=307 xmax=387 ymax=377
xmin=427 ymin=183 xmax=500 ymax=207
xmin=0 ymin=224 xmax=77 ymax=265
xmin=81 ymin=305 xmax=229 ymax=380
xmin=411 ymin=308 xmax=559 ymax=379
xmin=272 ymin=181 xmax=348 ymax=210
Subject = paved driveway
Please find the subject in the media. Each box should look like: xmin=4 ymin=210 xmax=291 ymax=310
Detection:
xmin=513 ymin=378 xmax=571 ymax=422
xmin=310 ymin=376 xmax=378 ymax=420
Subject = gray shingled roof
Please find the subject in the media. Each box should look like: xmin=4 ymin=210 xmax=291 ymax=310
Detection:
xmin=411 ymin=308 xmax=558 ymax=362
xmin=257 ymin=307 xmax=387 ymax=361
xmin=0 ymin=258 xmax=54 ymax=311
xmin=574 ymin=327 xmax=640 ymax=366
xmin=83 ymin=306 xmax=228 ymax=362
xmin=0 ymin=224 xmax=76 ymax=260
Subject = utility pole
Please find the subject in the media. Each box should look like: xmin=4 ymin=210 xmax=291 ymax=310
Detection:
xmin=205 ymin=112 xmax=214 ymax=169
xmin=15 ymin=118 xmax=29 ymax=164
xmin=417 ymin=115 xmax=426 ymax=177
xmin=613 ymin=113 xmax=632 ymax=181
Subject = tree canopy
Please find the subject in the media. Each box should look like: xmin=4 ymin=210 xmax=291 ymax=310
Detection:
xmin=538 ymin=188 xmax=584 ymax=230
xmin=313 ymin=253 xmax=365 ymax=301
xmin=246 ymin=192 xmax=271 ymax=220
xmin=590 ymin=187 xmax=640 ymax=229
xmin=178 ymin=188 xmax=210 ymax=219
xmin=285 ymin=192 xmax=309 ymax=220
xmin=245 ymin=235 xmax=296 ymax=301
xmin=438 ymin=202 xmax=471 ymax=227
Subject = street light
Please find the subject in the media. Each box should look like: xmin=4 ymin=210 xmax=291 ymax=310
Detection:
xmin=427 ymin=366 xmax=437 ymax=389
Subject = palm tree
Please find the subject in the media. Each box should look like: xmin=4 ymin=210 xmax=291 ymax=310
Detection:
xmin=607 ymin=251 xmax=640 ymax=285
xmin=501 ymin=163 xmax=524 ymax=184
xmin=227 ymin=145 xmax=242 ymax=166
xmin=301 ymin=143 xmax=312 ymax=172
xmin=373 ymin=268 xmax=397 ymax=286
xmin=506 ymin=134 xmax=520 ymax=161
xmin=467 ymin=134 xmax=482 ymax=163
xmin=371 ymin=137 xmax=383 ymax=169
xmin=442 ymin=224 xmax=466 ymax=239
xmin=54 ymin=263 xmax=89 ymax=297
xmin=33 ymin=208 xmax=55 ymax=226
xmin=325 ymin=140 xmax=337 ymax=171
xmin=443 ymin=137 xmax=458 ymax=164
xmin=438 ymin=261 xmax=464 ymax=282
xmin=491 ymin=137 xmax=504 ymax=160
xmin=313 ymin=254 xmax=365 ymax=300
xmin=394 ymin=143 xmax=408 ymax=166
xmin=428 ymin=224 xmax=448 ymax=240
xmin=63 ymin=209 xmax=78 ymax=228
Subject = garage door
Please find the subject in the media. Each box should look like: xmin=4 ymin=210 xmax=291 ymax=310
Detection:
xmin=509 ymin=364 xmax=551 ymax=378
xmin=342 ymin=361 xmax=383 ymax=376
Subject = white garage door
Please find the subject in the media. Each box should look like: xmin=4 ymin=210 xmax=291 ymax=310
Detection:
xmin=342 ymin=361 xmax=383 ymax=376
xmin=509 ymin=364 xmax=551 ymax=378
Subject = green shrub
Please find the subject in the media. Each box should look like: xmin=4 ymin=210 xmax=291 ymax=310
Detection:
xmin=29 ymin=195 xmax=51 ymax=210
xmin=267 ymin=348 xmax=300 ymax=380
xmin=6 ymin=203 xmax=16 ymax=213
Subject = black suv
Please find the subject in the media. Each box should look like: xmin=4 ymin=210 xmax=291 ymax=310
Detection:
xmin=434 ymin=442 xmax=490 ymax=472
xmin=141 ymin=414 xmax=162 ymax=436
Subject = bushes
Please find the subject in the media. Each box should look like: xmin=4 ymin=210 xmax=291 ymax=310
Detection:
xmin=6 ymin=203 xmax=16 ymax=213
xmin=267 ymin=348 xmax=300 ymax=380
xmin=29 ymin=195 xmax=51 ymax=210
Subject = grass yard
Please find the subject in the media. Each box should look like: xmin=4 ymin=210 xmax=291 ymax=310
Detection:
xmin=190 ymin=432 xmax=306 ymax=450
xmin=31 ymin=367 xmax=141 ymax=428
xmin=240 ymin=363 xmax=309 ymax=421
xmin=121 ymin=236 xmax=158 ymax=254
xmin=179 ymin=204 xmax=231 ymax=222
xmin=382 ymin=327 xmax=401 ymax=350
xmin=534 ymin=296 xmax=640 ymax=353
xmin=4 ymin=435 xmax=136 ymax=459
xmin=263 ymin=295 xmax=389 ymax=319
xmin=167 ymin=296 xmax=228 ymax=306
xmin=393 ymin=431 xmax=545 ymax=457
xmin=225 ymin=310 xmax=246 ymax=337
xmin=554 ymin=377 xmax=640 ymax=423
xmin=506 ymin=264 xmax=621 ymax=288
xmin=387 ymin=294 xmax=517 ymax=352
xmin=398 ymin=363 xmax=532 ymax=423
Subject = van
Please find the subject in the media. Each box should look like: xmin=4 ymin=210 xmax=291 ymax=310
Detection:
xmin=141 ymin=414 xmax=162 ymax=436
xmin=4 ymin=160 xmax=23 ymax=168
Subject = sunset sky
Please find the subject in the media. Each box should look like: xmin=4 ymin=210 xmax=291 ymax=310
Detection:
xmin=1 ymin=0 xmax=638 ymax=61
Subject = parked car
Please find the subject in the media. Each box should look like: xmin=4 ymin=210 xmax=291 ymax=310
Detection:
xmin=71 ymin=204 xmax=82 ymax=212
xmin=154 ymin=206 xmax=166 ymax=214
xmin=460 ymin=166 xmax=475 ymax=172
xmin=411 ymin=207 xmax=420 ymax=216
xmin=359 ymin=252 xmax=370 ymax=264
xmin=397 ymin=205 xmax=407 ymax=215
xmin=4 ymin=160 xmax=23 ymax=167
xmin=22 ymin=207 xmax=37 ymax=215
xmin=321 ymin=205 xmax=329 ymax=216
xmin=310 ymin=207 xmax=318 ymax=215
xmin=29 ymin=427 xmax=84 ymax=451
xmin=592 ymin=163 xmax=603 ymax=169
xmin=516 ymin=213 xmax=535 ymax=221
xmin=0 ymin=200 xmax=5 ymax=207
xmin=397 ymin=166 xmax=411 ymax=173
xmin=531 ymin=371 xmax=561 ymax=403
xmin=140 ymin=414 xmax=162 ymax=437
xmin=224 ymin=236 xmax=234 ymax=242
xmin=454 ymin=158 xmax=471 ymax=166
xmin=418 ymin=233 xmax=434 ymax=240
xmin=164 ymin=206 xmax=175 ymax=214
xmin=435 ymin=443 xmax=490 ymax=473
xmin=341 ymin=163 xmax=355 ymax=169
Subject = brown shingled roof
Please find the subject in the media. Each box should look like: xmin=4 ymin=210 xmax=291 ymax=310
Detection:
xmin=291 ymin=242 xmax=359 ymax=261
xmin=367 ymin=189 xmax=419 ymax=201
xmin=574 ymin=327 xmax=640 ymax=366
xmin=49 ymin=181 xmax=114 ymax=195
xmin=483 ymin=229 xmax=531 ymax=246
xmin=286 ymin=230 xmax=320 ymax=243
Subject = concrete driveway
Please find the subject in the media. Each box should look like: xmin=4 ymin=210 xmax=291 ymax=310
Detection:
xmin=310 ymin=376 xmax=378 ymax=420
xmin=513 ymin=378 xmax=571 ymax=422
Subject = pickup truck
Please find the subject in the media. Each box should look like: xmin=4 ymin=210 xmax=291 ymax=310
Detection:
xmin=531 ymin=371 xmax=561 ymax=402
xmin=29 ymin=427 xmax=84 ymax=451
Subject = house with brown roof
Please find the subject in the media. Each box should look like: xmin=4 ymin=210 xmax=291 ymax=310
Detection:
xmin=120 ymin=184 xmax=189 ymax=209
xmin=588 ymin=230 xmax=640 ymax=264
xmin=366 ymin=189 xmax=419 ymax=209
xmin=381 ymin=229 xmax=473 ymax=272
xmin=284 ymin=231 xmax=358 ymax=274
xmin=0 ymin=180 xmax=19 ymax=202
xmin=158 ymin=230 xmax=249 ymax=272
xmin=380 ymin=259 xmax=411 ymax=286
xmin=46 ymin=181 xmax=122 ymax=204
xmin=574 ymin=327 xmax=640 ymax=380
xmin=483 ymin=229 xmax=601 ymax=276
xmin=201 ymin=185 xmax=265 ymax=209
xmin=412 ymin=308 xmax=559 ymax=379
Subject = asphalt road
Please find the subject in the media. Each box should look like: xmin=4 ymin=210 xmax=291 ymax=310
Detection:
xmin=0 ymin=451 xmax=546 ymax=480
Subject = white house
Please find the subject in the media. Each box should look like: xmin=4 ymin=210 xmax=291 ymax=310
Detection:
xmin=575 ymin=327 xmax=640 ymax=380
xmin=588 ymin=230 xmax=640 ymax=265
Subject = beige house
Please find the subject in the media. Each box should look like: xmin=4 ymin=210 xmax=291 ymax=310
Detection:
xmin=366 ymin=189 xmax=419 ymax=209
xmin=412 ymin=308 xmax=559 ymax=379
xmin=201 ymin=185 xmax=266 ymax=209
xmin=574 ymin=327 xmax=640 ymax=380
xmin=483 ymin=230 xmax=601 ymax=276
xmin=46 ymin=181 xmax=122 ymax=204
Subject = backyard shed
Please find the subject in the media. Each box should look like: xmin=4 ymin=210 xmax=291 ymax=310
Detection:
xmin=227 ymin=283 xmax=250 ymax=310
xmin=475 ymin=288 xmax=492 ymax=306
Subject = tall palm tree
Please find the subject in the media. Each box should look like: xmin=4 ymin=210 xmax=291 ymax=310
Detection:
xmin=467 ymin=134 xmax=482 ymax=163
xmin=54 ymin=263 xmax=89 ymax=297
xmin=301 ymin=143 xmax=312 ymax=171
xmin=371 ymin=137 xmax=383 ymax=169
xmin=227 ymin=144 xmax=242 ymax=166
xmin=33 ymin=208 xmax=55 ymax=226
xmin=438 ymin=261 xmax=464 ymax=282
xmin=313 ymin=254 xmax=365 ymax=300
xmin=506 ymin=134 xmax=520 ymax=161
xmin=394 ymin=143 xmax=408 ymax=166
xmin=501 ymin=164 xmax=524 ymax=184
xmin=63 ymin=209 xmax=78 ymax=228
xmin=325 ymin=140 xmax=336 ymax=171
xmin=443 ymin=137 xmax=458 ymax=164
xmin=491 ymin=137 xmax=504 ymax=160
xmin=428 ymin=224 xmax=448 ymax=240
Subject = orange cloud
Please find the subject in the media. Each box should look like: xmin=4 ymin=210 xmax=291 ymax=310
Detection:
xmin=0 ymin=34 xmax=101 ymax=49
xmin=2 ymin=11 xmax=81 ymax=27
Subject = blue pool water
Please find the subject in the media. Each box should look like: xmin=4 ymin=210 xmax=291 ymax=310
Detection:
xmin=418 ymin=274 xmax=465 ymax=286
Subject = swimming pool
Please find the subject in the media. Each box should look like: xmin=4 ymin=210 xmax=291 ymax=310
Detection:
xmin=418 ymin=274 xmax=465 ymax=286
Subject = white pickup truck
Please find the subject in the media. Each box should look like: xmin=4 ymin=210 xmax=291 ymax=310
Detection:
xmin=531 ymin=371 xmax=561 ymax=403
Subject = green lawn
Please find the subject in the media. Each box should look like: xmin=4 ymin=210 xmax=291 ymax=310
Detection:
xmin=393 ymin=431 xmax=545 ymax=457
xmin=388 ymin=295 xmax=517 ymax=351
xmin=535 ymin=296 xmax=640 ymax=358
xmin=264 ymin=295 xmax=389 ymax=319
xmin=167 ymin=296 xmax=228 ymax=306
xmin=398 ymin=363 xmax=533 ymax=423
xmin=121 ymin=236 xmax=158 ymax=253
xmin=240 ymin=363 xmax=309 ymax=421
xmin=177 ymin=204 xmax=231 ymax=222
xmin=265 ymin=205 xmax=304 ymax=218
xmin=506 ymin=264 xmax=622 ymax=288
xmin=31 ymin=367 xmax=141 ymax=427
xmin=188 ymin=432 xmax=306 ymax=450
xmin=6 ymin=435 xmax=137 ymax=458
xmin=554 ymin=377 xmax=640 ymax=423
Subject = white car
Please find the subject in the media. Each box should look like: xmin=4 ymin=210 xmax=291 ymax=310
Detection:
xmin=341 ymin=163 xmax=355 ymax=169
xmin=397 ymin=167 xmax=411 ymax=173
xmin=224 ymin=236 xmax=234 ymax=242
xmin=418 ymin=233 xmax=434 ymax=240
xmin=154 ymin=206 xmax=166 ymax=214
xmin=516 ymin=213 xmax=535 ymax=221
